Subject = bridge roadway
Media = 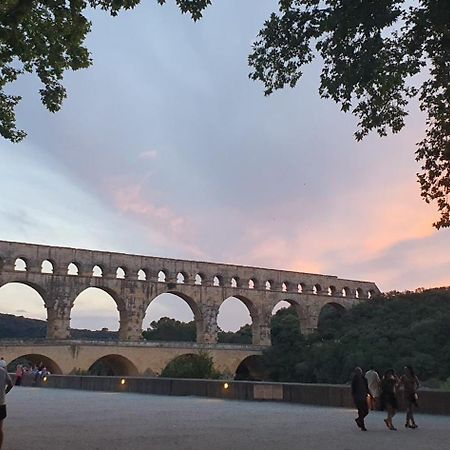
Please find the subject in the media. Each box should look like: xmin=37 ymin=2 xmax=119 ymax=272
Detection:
xmin=3 ymin=387 xmax=450 ymax=450
xmin=0 ymin=339 xmax=262 ymax=377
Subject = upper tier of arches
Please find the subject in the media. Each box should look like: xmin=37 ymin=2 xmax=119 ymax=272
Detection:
xmin=0 ymin=241 xmax=380 ymax=300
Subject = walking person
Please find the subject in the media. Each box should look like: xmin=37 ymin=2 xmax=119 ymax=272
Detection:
xmin=365 ymin=367 xmax=381 ymax=410
xmin=380 ymin=368 xmax=399 ymax=430
xmin=0 ymin=361 xmax=13 ymax=449
xmin=15 ymin=364 xmax=24 ymax=386
xmin=400 ymin=365 xmax=420 ymax=429
xmin=351 ymin=367 xmax=370 ymax=431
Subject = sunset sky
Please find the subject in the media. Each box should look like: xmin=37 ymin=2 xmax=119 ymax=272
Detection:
xmin=1 ymin=0 xmax=449 ymax=331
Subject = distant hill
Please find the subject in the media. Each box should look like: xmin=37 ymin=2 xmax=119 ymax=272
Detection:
xmin=0 ymin=313 xmax=117 ymax=340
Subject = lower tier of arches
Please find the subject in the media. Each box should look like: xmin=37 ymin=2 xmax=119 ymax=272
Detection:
xmin=0 ymin=342 xmax=262 ymax=379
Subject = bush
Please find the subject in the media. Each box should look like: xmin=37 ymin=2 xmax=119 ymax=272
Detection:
xmin=160 ymin=351 xmax=221 ymax=379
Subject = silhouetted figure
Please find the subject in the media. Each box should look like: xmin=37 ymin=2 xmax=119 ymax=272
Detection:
xmin=381 ymin=369 xmax=399 ymax=430
xmin=351 ymin=367 xmax=369 ymax=431
xmin=0 ymin=364 xmax=14 ymax=449
xmin=400 ymin=366 xmax=420 ymax=429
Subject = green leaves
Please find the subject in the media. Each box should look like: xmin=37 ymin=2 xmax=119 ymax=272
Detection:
xmin=0 ymin=0 xmax=210 ymax=142
xmin=249 ymin=0 xmax=450 ymax=228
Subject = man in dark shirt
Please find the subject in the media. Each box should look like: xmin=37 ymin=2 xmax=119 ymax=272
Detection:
xmin=351 ymin=366 xmax=370 ymax=431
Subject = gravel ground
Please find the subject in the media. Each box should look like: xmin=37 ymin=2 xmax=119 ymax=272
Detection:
xmin=2 ymin=387 xmax=450 ymax=450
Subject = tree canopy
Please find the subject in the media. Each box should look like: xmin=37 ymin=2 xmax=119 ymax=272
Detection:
xmin=1 ymin=0 xmax=449 ymax=226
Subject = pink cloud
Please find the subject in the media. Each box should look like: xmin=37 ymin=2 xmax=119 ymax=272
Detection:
xmin=139 ymin=150 xmax=158 ymax=160
xmin=110 ymin=183 xmax=205 ymax=258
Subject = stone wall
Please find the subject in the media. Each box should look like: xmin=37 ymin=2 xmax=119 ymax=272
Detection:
xmin=21 ymin=374 xmax=450 ymax=416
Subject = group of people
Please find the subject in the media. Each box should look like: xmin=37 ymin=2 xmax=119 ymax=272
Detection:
xmin=14 ymin=363 xmax=50 ymax=386
xmin=351 ymin=365 xmax=420 ymax=431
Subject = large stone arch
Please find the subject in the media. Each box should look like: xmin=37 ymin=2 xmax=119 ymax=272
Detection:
xmin=234 ymin=355 xmax=267 ymax=381
xmin=218 ymin=295 xmax=263 ymax=345
xmin=0 ymin=280 xmax=52 ymax=336
xmin=70 ymin=285 xmax=127 ymax=340
xmin=317 ymin=301 xmax=347 ymax=332
xmin=7 ymin=353 xmax=63 ymax=374
xmin=160 ymin=353 xmax=207 ymax=378
xmin=87 ymin=354 xmax=139 ymax=376
xmin=144 ymin=291 xmax=203 ymax=343
xmin=269 ymin=298 xmax=303 ymax=340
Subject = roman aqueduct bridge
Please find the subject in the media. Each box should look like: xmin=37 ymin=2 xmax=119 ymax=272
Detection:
xmin=0 ymin=240 xmax=380 ymax=376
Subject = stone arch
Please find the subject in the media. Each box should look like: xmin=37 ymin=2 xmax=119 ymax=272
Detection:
xmin=313 ymin=283 xmax=322 ymax=295
xmin=116 ymin=267 xmax=126 ymax=279
xmin=317 ymin=302 xmax=347 ymax=333
xmin=41 ymin=259 xmax=54 ymax=274
xmin=248 ymin=278 xmax=257 ymax=289
xmin=160 ymin=353 xmax=210 ymax=378
xmin=0 ymin=282 xmax=49 ymax=336
xmin=176 ymin=272 xmax=187 ymax=284
xmin=71 ymin=286 xmax=125 ymax=338
xmin=281 ymin=282 xmax=288 ymax=292
xmin=328 ymin=285 xmax=337 ymax=296
xmin=14 ymin=257 xmax=27 ymax=271
xmin=234 ymin=355 xmax=266 ymax=381
xmin=144 ymin=291 xmax=202 ymax=343
xmin=87 ymin=354 xmax=138 ymax=376
xmin=67 ymin=262 xmax=79 ymax=276
xmin=7 ymin=354 xmax=63 ymax=374
xmin=341 ymin=286 xmax=351 ymax=297
xmin=265 ymin=280 xmax=272 ymax=291
xmin=213 ymin=275 xmax=222 ymax=287
xmin=230 ymin=277 xmax=239 ymax=288
xmin=137 ymin=269 xmax=147 ymax=281
xmin=158 ymin=270 xmax=167 ymax=282
xmin=194 ymin=273 xmax=203 ymax=285
xmin=218 ymin=295 xmax=260 ymax=345
xmin=270 ymin=299 xmax=302 ymax=335
xmin=356 ymin=287 xmax=364 ymax=299
xmin=92 ymin=265 xmax=103 ymax=277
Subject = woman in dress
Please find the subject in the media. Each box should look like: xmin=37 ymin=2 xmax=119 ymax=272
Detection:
xmin=380 ymin=368 xmax=399 ymax=430
xmin=400 ymin=365 xmax=420 ymax=428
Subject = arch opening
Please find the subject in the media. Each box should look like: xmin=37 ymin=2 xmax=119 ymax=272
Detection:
xmin=14 ymin=258 xmax=27 ymax=272
xmin=87 ymin=354 xmax=138 ymax=376
xmin=92 ymin=265 xmax=103 ymax=277
xmin=265 ymin=281 xmax=271 ymax=291
xmin=213 ymin=276 xmax=221 ymax=287
xmin=317 ymin=302 xmax=346 ymax=337
xmin=176 ymin=272 xmax=185 ymax=284
xmin=41 ymin=260 xmax=54 ymax=274
xmin=234 ymin=355 xmax=267 ymax=381
xmin=6 ymin=354 xmax=62 ymax=375
xmin=160 ymin=353 xmax=218 ymax=379
xmin=137 ymin=269 xmax=147 ymax=281
xmin=0 ymin=282 xmax=47 ymax=338
xmin=67 ymin=262 xmax=79 ymax=276
xmin=194 ymin=274 xmax=203 ymax=285
xmin=143 ymin=292 xmax=199 ymax=342
xmin=158 ymin=270 xmax=166 ymax=282
xmin=217 ymin=296 xmax=254 ymax=344
xmin=248 ymin=279 xmax=255 ymax=289
xmin=71 ymin=287 xmax=122 ymax=337
xmin=270 ymin=300 xmax=301 ymax=342
xmin=116 ymin=267 xmax=126 ymax=279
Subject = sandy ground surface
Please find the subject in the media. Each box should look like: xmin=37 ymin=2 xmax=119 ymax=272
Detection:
xmin=2 ymin=387 xmax=450 ymax=450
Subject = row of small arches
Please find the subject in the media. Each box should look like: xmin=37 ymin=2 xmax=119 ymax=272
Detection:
xmin=11 ymin=258 xmax=374 ymax=298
